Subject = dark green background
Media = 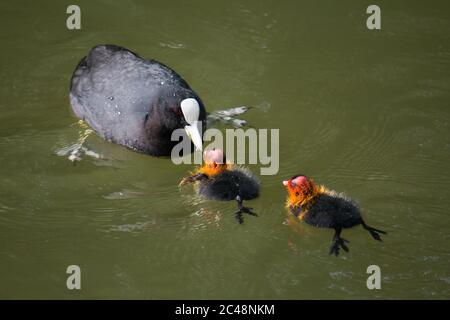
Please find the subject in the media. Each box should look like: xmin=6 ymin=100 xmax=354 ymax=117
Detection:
xmin=0 ymin=0 xmax=449 ymax=298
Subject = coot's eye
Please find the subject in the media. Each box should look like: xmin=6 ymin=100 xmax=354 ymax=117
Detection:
xmin=171 ymin=107 xmax=182 ymax=117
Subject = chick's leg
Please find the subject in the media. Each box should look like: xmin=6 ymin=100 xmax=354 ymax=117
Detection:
xmin=329 ymin=227 xmax=350 ymax=256
xmin=234 ymin=196 xmax=258 ymax=224
xmin=361 ymin=220 xmax=387 ymax=241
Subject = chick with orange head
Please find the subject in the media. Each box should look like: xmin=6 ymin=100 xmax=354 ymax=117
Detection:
xmin=180 ymin=148 xmax=260 ymax=224
xmin=283 ymin=174 xmax=386 ymax=256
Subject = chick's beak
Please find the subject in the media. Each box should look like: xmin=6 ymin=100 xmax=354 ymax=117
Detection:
xmin=184 ymin=121 xmax=203 ymax=151
xmin=282 ymin=180 xmax=289 ymax=187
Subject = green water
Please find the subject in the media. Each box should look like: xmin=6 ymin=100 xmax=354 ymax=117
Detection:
xmin=0 ymin=0 xmax=449 ymax=299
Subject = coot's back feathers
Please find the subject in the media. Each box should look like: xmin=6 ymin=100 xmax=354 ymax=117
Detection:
xmin=69 ymin=44 xmax=206 ymax=156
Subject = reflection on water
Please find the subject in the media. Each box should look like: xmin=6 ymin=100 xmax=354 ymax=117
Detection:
xmin=0 ymin=0 xmax=449 ymax=299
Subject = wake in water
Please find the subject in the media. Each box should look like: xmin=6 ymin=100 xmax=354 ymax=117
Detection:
xmin=206 ymin=106 xmax=251 ymax=128
xmin=55 ymin=120 xmax=102 ymax=162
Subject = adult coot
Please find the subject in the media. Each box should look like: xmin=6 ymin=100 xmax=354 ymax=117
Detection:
xmin=283 ymin=175 xmax=386 ymax=256
xmin=69 ymin=44 xmax=206 ymax=156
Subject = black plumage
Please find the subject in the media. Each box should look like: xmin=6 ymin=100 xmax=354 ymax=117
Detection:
xmin=301 ymin=193 xmax=363 ymax=229
xmin=180 ymin=149 xmax=260 ymax=224
xmin=69 ymin=44 xmax=206 ymax=156
xmin=284 ymin=175 xmax=386 ymax=256
xmin=199 ymin=167 xmax=260 ymax=202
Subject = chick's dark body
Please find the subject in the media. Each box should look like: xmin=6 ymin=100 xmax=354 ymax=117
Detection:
xmin=284 ymin=175 xmax=386 ymax=256
xmin=301 ymin=194 xmax=363 ymax=229
xmin=199 ymin=168 xmax=260 ymax=201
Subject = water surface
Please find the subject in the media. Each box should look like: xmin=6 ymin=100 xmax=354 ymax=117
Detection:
xmin=0 ymin=0 xmax=449 ymax=299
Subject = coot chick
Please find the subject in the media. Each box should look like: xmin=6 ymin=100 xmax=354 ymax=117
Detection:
xmin=69 ymin=44 xmax=206 ymax=156
xmin=180 ymin=148 xmax=260 ymax=224
xmin=283 ymin=175 xmax=386 ymax=256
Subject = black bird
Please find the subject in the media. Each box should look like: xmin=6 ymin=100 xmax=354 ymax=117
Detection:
xmin=283 ymin=175 xmax=386 ymax=256
xmin=69 ymin=44 xmax=206 ymax=156
xmin=179 ymin=148 xmax=260 ymax=224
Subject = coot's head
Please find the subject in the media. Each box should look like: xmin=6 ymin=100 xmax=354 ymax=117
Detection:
xmin=283 ymin=174 xmax=317 ymax=205
xmin=150 ymin=94 xmax=206 ymax=153
xmin=179 ymin=98 xmax=204 ymax=151
xmin=197 ymin=148 xmax=228 ymax=176
xmin=203 ymin=148 xmax=226 ymax=164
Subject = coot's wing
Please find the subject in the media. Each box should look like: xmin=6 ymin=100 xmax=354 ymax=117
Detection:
xmin=69 ymin=45 xmax=189 ymax=143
